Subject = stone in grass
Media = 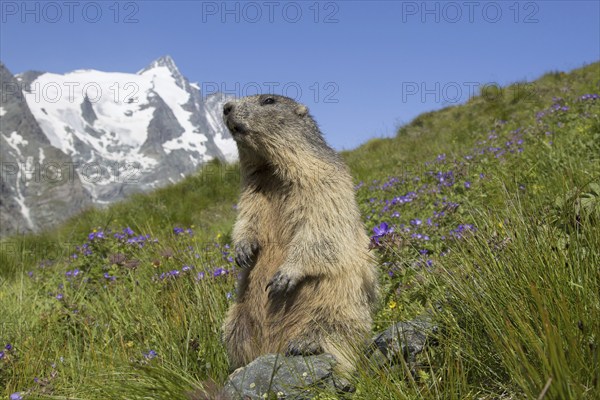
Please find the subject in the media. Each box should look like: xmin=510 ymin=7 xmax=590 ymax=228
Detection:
xmin=223 ymin=353 xmax=342 ymax=400
xmin=367 ymin=314 xmax=435 ymax=367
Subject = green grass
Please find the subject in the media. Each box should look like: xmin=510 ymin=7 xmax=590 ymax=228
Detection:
xmin=1 ymin=62 xmax=599 ymax=399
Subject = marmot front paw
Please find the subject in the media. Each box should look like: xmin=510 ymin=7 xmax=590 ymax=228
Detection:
xmin=234 ymin=239 xmax=259 ymax=269
xmin=265 ymin=270 xmax=301 ymax=298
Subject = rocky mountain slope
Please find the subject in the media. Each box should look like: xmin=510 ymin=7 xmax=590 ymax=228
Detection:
xmin=0 ymin=56 xmax=235 ymax=237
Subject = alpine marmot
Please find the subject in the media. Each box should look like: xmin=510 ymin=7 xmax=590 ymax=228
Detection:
xmin=221 ymin=94 xmax=377 ymax=371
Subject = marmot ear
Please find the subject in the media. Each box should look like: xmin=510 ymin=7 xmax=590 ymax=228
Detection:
xmin=295 ymin=105 xmax=308 ymax=117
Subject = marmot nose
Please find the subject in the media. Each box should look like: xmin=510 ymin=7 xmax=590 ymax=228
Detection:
xmin=223 ymin=102 xmax=234 ymax=116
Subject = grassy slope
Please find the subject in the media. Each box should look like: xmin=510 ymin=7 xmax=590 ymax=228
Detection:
xmin=344 ymin=66 xmax=595 ymax=180
xmin=1 ymin=65 xmax=595 ymax=274
xmin=1 ymin=62 xmax=599 ymax=399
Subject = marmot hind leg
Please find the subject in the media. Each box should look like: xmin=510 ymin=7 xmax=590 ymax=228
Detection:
xmin=222 ymin=305 xmax=261 ymax=369
xmin=287 ymin=332 xmax=359 ymax=373
xmin=285 ymin=334 xmax=324 ymax=357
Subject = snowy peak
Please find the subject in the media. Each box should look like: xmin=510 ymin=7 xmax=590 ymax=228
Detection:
xmin=139 ymin=55 xmax=179 ymax=74
xmin=0 ymin=57 xmax=236 ymax=236
xmin=138 ymin=55 xmax=186 ymax=89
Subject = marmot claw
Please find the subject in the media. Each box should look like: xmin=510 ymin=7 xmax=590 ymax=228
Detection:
xmin=266 ymin=270 xmax=299 ymax=297
xmin=285 ymin=338 xmax=322 ymax=356
xmin=234 ymin=240 xmax=259 ymax=269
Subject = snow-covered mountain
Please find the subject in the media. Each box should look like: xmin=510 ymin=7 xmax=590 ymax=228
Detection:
xmin=0 ymin=56 xmax=236 ymax=236
xmin=1 ymin=62 xmax=91 ymax=236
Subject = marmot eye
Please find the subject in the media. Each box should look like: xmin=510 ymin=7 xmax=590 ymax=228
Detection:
xmin=261 ymin=97 xmax=275 ymax=106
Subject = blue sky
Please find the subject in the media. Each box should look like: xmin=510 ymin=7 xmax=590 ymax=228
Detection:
xmin=1 ymin=1 xmax=599 ymax=150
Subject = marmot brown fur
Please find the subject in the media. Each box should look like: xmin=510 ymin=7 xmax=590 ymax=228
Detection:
xmin=221 ymin=94 xmax=378 ymax=371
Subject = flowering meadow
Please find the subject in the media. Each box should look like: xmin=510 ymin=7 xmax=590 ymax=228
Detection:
xmin=1 ymin=63 xmax=599 ymax=399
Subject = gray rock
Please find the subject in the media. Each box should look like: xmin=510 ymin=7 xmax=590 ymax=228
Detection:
xmin=15 ymin=70 xmax=45 ymax=88
xmin=223 ymin=353 xmax=338 ymax=400
xmin=368 ymin=314 xmax=434 ymax=367
xmin=80 ymin=95 xmax=98 ymax=126
xmin=140 ymin=90 xmax=184 ymax=157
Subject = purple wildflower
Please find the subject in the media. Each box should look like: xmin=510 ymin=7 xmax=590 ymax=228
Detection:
xmin=449 ymin=224 xmax=476 ymax=239
xmin=371 ymin=222 xmax=393 ymax=245
xmin=411 ymin=233 xmax=430 ymax=241
xmin=127 ymin=234 xmax=152 ymax=247
xmin=66 ymin=269 xmax=81 ymax=278
xmin=373 ymin=222 xmax=393 ymax=237
xmin=103 ymin=273 xmax=116 ymax=281
xmin=143 ymin=350 xmax=157 ymax=360
xmin=88 ymin=231 xmax=104 ymax=241
xmin=80 ymin=243 xmax=92 ymax=256
xmin=580 ymin=93 xmax=599 ymax=101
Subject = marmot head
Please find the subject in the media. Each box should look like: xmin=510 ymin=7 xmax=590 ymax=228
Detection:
xmin=223 ymin=95 xmax=324 ymax=155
